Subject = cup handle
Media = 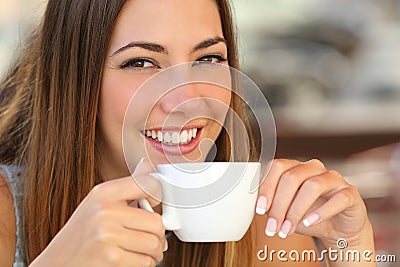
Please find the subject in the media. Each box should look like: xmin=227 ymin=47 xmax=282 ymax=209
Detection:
xmin=138 ymin=173 xmax=181 ymax=231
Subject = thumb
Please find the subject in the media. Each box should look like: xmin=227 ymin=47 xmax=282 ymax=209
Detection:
xmin=132 ymin=158 xmax=161 ymax=207
xmin=133 ymin=157 xmax=155 ymax=176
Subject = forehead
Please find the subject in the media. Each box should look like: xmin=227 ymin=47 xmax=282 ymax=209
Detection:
xmin=110 ymin=0 xmax=223 ymax=48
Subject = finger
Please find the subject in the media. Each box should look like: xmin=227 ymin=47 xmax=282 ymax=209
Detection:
xmin=102 ymin=246 xmax=157 ymax=267
xmin=256 ymin=159 xmax=300 ymax=215
xmin=265 ymin=159 xmax=327 ymax=236
xmin=133 ymin=157 xmax=161 ymax=207
xmin=134 ymin=174 xmax=163 ymax=207
xmin=93 ymin=204 xmax=166 ymax=241
xmin=116 ymin=229 xmax=165 ymax=262
xmin=133 ymin=157 xmax=155 ymax=176
xmin=122 ymin=253 xmax=157 ymax=267
xmin=279 ymin=170 xmax=348 ymax=238
xmin=301 ymin=185 xmax=359 ymax=228
xmin=88 ymin=175 xmax=162 ymax=205
xmin=123 ymin=208 xmax=166 ymax=242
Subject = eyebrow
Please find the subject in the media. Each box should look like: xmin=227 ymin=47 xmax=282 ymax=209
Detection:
xmin=111 ymin=36 xmax=227 ymax=57
xmin=191 ymin=37 xmax=227 ymax=53
xmin=112 ymin=42 xmax=167 ymax=56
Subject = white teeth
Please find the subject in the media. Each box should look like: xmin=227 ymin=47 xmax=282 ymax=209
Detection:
xmin=180 ymin=130 xmax=188 ymax=143
xmin=158 ymin=131 xmax=163 ymax=142
xmin=164 ymin=132 xmax=171 ymax=143
xmin=171 ymin=132 xmax=179 ymax=144
xmin=144 ymin=128 xmax=199 ymax=145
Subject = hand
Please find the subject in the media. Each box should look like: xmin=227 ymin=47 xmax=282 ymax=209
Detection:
xmin=256 ymin=159 xmax=373 ymax=249
xmin=30 ymin=158 xmax=166 ymax=267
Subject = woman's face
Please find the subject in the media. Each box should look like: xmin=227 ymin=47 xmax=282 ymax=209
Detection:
xmin=98 ymin=0 xmax=231 ymax=179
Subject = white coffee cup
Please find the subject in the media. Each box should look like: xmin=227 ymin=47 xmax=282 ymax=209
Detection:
xmin=139 ymin=162 xmax=261 ymax=242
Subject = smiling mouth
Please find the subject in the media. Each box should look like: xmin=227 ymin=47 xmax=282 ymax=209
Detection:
xmin=141 ymin=126 xmax=203 ymax=156
xmin=141 ymin=127 xmax=200 ymax=145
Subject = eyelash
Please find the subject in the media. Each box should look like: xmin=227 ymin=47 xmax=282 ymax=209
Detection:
xmin=196 ymin=54 xmax=228 ymax=64
xmin=119 ymin=54 xmax=228 ymax=71
xmin=119 ymin=58 xmax=160 ymax=71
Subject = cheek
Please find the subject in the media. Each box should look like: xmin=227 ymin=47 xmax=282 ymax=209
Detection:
xmin=100 ymin=72 xmax=147 ymax=128
xmin=204 ymin=86 xmax=232 ymax=119
xmin=220 ymin=89 xmax=232 ymax=106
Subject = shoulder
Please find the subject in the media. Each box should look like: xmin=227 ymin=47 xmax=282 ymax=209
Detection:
xmin=254 ymin=214 xmax=323 ymax=267
xmin=0 ymin=169 xmax=17 ymax=266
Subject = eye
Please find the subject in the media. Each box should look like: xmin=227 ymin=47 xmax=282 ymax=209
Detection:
xmin=195 ymin=54 xmax=227 ymax=65
xmin=119 ymin=58 xmax=159 ymax=70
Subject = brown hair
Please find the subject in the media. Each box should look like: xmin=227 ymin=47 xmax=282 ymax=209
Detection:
xmin=0 ymin=0 xmax=257 ymax=266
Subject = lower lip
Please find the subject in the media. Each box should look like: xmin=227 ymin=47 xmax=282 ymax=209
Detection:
xmin=144 ymin=129 xmax=203 ymax=156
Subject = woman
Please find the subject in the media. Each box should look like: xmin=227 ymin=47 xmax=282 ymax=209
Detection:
xmin=0 ymin=0 xmax=375 ymax=266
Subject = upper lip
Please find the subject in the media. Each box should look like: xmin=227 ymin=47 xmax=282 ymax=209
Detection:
xmin=143 ymin=120 xmax=207 ymax=132
xmin=143 ymin=125 xmax=203 ymax=132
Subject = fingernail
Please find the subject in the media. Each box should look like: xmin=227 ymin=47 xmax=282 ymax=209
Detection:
xmin=256 ymin=195 xmax=268 ymax=215
xmin=303 ymin=214 xmax=319 ymax=227
xmin=133 ymin=157 xmax=146 ymax=173
xmin=163 ymin=240 xmax=168 ymax=252
xmin=278 ymin=220 xmax=292 ymax=239
xmin=138 ymin=157 xmax=147 ymax=165
xmin=265 ymin=218 xmax=277 ymax=237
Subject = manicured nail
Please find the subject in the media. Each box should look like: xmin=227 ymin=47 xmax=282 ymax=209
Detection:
xmin=278 ymin=220 xmax=292 ymax=239
xmin=303 ymin=214 xmax=319 ymax=227
xmin=265 ymin=218 xmax=277 ymax=237
xmin=137 ymin=157 xmax=147 ymax=166
xmin=256 ymin=195 xmax=268 ymax=215
xmin=163 ymin=240 xmax=168 ymax=252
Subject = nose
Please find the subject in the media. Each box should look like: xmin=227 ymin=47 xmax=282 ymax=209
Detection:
xmin=159 ymin=83 xmax=205 ymax=115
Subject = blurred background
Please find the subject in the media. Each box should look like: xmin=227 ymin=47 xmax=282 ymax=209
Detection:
xmin=232 ymin=0 xmax=400 ymax=265
xmin=1 ymin=0 xmax=399 ymax=265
